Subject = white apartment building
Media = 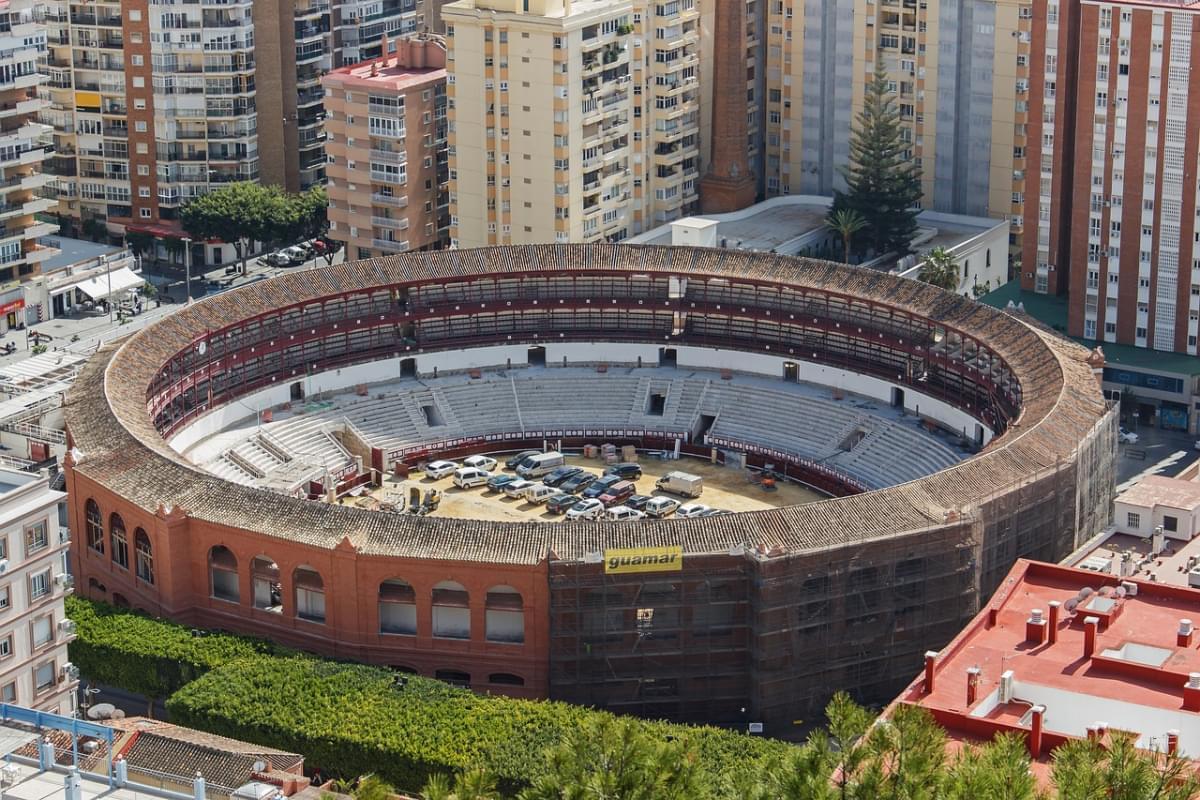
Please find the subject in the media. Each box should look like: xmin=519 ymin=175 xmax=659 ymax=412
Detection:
xmin=444 ymin=0 xmax=702 ymax=246
xmin=0 ymin=468 xmax=76 ymax=716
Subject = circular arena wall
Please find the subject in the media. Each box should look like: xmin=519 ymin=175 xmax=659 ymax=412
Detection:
xmin=63 ymin=244 xmax=1117 ymax=732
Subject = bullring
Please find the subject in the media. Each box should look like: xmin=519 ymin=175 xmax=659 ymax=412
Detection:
xmin=63 ymin=243 xmax=1117 ymax=733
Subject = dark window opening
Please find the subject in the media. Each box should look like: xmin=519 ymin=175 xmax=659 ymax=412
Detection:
xmin=659 ymin=347 xmax=677 ymax=367
xmin=647 ymin=393 xmax=666 ymax=415
xmin=435 ymin=669 xmax=471 ymax=688
xmin=528 ymin=346 xmax=546 ymax=366
xmin=488 ymin=672 xmax=525 ymax=686
xmin=290 ymin=381 xmax=305 ymax=402
xmin=400 ymin=358 xmax=416 ymax=378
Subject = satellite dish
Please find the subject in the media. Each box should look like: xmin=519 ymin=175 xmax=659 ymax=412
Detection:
xmin=1064 ymin=598 xmax=1079 ymax=614
xmin=252 ymin=760 xmax=266 ymax=774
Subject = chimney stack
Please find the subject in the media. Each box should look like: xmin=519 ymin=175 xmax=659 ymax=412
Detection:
xmin=966 ymin=667 xmax=980 ymax=706
xmin=1028 ymin=705 xmax=1045 ymax=758
xmin=1047 ymin=601 xmax=1061 ymax=644
xmin=1168 ymin=730 xmax=1180 ymax=755
xmin=1083 ymin=616 xmax=1099 ymax=658
xmin=923 ymin=650 xmax=938 ymax=694
xmin=1180 ymin=619 xmax=1194 ymax=648
xmin=1184 ymin=673 xmax=1200 ymax=712
xmin=1026 ymin=608 xmax=1047 ymax=645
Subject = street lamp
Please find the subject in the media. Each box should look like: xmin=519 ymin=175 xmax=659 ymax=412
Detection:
xmin=183 ymin=236 xmax=192 ymax=305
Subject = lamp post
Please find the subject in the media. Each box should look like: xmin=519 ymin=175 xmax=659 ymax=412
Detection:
xmin=183 ymin=236 xmax=192 ymax=305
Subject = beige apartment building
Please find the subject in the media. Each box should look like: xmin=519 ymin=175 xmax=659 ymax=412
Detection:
xmin=324 ymin=36 xmax=449 ymax=257
xmin=761 ymin=0 xmax=1032 ymax=251
xmin=443 ymin=0 xmax=705 ymax=247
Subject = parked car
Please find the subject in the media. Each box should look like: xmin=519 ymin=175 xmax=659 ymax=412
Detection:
xmin=486 ymin=473 xmax=518 ymax=492
xmin=1119 ymin=427 xmax=1139 ymax=444
xmin=281 ymin=245 xmax=309 ymax=265
xmin=700 ymin=508 xmax=731 ymax=517
xmin=452 ymin=467 xmax=491 ymax=489
xmin=655 ymin=471 xmax=704 ymax=498
xmin=598 ymin=480 xmax=636 ymax=507
xmin=505 ymin=450 xmax=541 ymax=470
xmin=566 ymin=498 xmax=605 ymax=520
xmin=582 ymin=474 xmax=623 ymax=500
xmin=606 ymin=505 xmax=645 ymax=522
xmin=503 ymin=478 xmax=535 ymax=498
xmin=546 ymin=493 xmax=580 ymax=514
xmin=676 ymin=502 xmax=712 ymax=519
xmin=626 ymin=494 xmax=653 ymax=511
xmin=560 ymin=471 xmax=598 ymax=493
xmin=645 ymin=496 xmax=679 ymax=518
xmin=261 ymin=252 xmax=292 ymax=268
xmin=463 ymin=455 xmax=498 ymax=471
xmin=524 ymin=484 xmax=558 ymax=504
xmin=423 ymin=460 xmax=459 ymax=479
xmin=517 ymin=451 xmax=566 ymax=478
xmin=603 ymin=462 xmax=643 ymax=480
xmin=543 ymin=466 xmax=583 ymax=487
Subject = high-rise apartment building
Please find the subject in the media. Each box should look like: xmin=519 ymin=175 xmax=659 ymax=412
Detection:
xmin=0 ymin=0 xmax=57 ymax=287
xmin=760 ymin=0 xmax=1032 ymax=228
xmin=323 ymin=35 xmax=449 ymax=258
xmin=444 ymin=0 xmax=704 ymax=247
xmin=1023 ymin=0 xmax=1200 ymax=356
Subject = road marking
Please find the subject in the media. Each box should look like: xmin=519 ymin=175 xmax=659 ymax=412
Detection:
xmin=1117 ymin=449 xmax=1189 ymax=493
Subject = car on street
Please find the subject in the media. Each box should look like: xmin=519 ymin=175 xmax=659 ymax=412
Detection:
xmin=645 ymin=497 xmax=679 ymax=518
xmin=542 ymin=466 xmax=583 ymax=487
xmin=423 ymin=460 xmax=459 ymax=479
xmin=676 ymin=502 xmax=712 ymax=519
xmin=280 ymin=246 xmax=309 ymax=265
xmin=582 ymin=474 xmax=623 ymax=500
xmin=486 ymin=474 xmax=518 ymax=492
xmin=503 ymin=479 xmax=535 ymax=498
xmin=463 ymin=455 xmax=498 ymax=471
xmin=1118 ymin=427 xmax=1139 ymax=444
xmin=626 ymin=494 xmax=652 ymax=511
xmin=566 ymin=498 xmax=605 ymax=520
xmin=260 ymin=252 xmax=292 ymax=268
xmin=546 ymin=493 xmax=580 ymax=514
xmin=505 ymin=450 xmax=541 ymax=470
xmin=603 ymin=462 xmax=643 ymax=480
xmin=560 ymin=471 xmax=598 ymax=493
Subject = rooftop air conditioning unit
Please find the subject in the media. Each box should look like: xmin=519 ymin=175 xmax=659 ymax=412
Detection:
xmin=53 ymin=573 xmax=74 ymax=590
xmin=58 ymin=619 xmax=76 ymax=636
xmin=0 ymin=559 xmax=9 ymax=575
xmin=60 ymin=662 xmax=79 ymax=681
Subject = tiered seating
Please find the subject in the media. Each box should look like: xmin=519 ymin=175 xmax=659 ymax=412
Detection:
xmin=668 ymin=378 xmax=706 ymax=429
xmin=512 ymin=375 xmax=644 ymax=429
xmin=702 ymin=385 xmax=865 ymax=458
xmin=206 ymin=456 xmax=258 ymax=486
xmin=339 ymin=395 xmax=423 ymax=453
xmin=437 ymin=381 xmax=522 ymax=435
xmin=230 ymin=439 xmax=287 ymax=476
xmin=264 ymin=415 xmax=353 ymax=473
xmin=829 ymin=423 xmax=960 ymax=488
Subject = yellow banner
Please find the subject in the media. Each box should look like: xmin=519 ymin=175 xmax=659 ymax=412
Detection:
xmin=604 ymin=546 xmax=683 ymax=574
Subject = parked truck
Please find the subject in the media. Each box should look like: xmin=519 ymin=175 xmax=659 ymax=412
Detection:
xmin=654 ymin=470 xmax=703 ymax=498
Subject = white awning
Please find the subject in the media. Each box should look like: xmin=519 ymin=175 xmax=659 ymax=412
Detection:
xmin=73 ymin=267 xmax=143 ymax=301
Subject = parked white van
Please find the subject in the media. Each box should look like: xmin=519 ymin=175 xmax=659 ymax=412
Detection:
xmin=606 ymin=505 xmax=646 ymax=522
xmin=452 ymin=467 xmax=491 ymax=489
xmin=524 ymin=484 xmax=558 ymax=504
xmin=516 ymin=451 xmax=566 ymax=478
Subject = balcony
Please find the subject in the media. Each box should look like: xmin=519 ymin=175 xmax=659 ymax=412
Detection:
xmin=371 ymin=192 xmax=407 ymax=208
xmin=372 ymin=238 xmax=408 ymax=252
xmin=369 ymin=148 xmax=407 ymax=165
xmin=372 ymin=215 xmax=409 ymax=230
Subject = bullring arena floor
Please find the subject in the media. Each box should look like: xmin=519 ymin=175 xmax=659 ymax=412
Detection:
xmin=348 ymin=453 xmax=827 ymax=522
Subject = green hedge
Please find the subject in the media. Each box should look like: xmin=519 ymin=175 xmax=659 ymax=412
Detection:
xmin=65 ymin=597 xmax=297 ymax=698
xmin=165 ymin=657 xmax=793 ymax=794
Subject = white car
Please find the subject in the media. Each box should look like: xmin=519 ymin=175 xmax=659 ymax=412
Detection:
xmin=424 ymin=460 xmax=459 ymax=479
xmin=645 ymin=496 xmax=679 ymax=518
xmin=452 ymin=467 xmax=491 ymax=489
xmin=1118 ymin=428 xmax=1139 ymax=444
xmin=463 ymin=455 xmax=498 ymax=471
xmin=676 ymin=502 xmax=712 ymax=519
xmin=503 ymin=479 xmax=535 ymax=498
xmin=606 ymin=505 xmax=645 ymax=522
xmin=566 ymin=498 xmax=605 ymax=520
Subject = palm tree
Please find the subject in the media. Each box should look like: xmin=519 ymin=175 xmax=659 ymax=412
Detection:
xmin=825 ymin=208 xmax=869 ymax=263
xmin=918 ymin=246 xmax=960 ymax=291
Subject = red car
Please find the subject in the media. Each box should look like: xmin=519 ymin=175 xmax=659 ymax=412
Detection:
xmin=598 ymin=480 xmax=635 ymax=507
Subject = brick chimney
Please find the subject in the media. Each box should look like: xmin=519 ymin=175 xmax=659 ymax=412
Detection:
xmin=698 ymin=0 xmax=756 ymax=213
xmin=1180 ymin=619 xmax=1194 ymax=648
xmin=1083 ymin=616 xmax=1099 ymax=658
xmin=1184 ymin=673 xmax=1200 ymax=712
xmin=1168 ymin=730 xmax=1180 ymax=755
xmin=1026 ymin=608 xmax=1047 ymax=645
xmin=1028 ymin=705 xmax=1045 ymax=758
xmin=1047 ymin=601 xmax=1060 ymax=644
xmin=923 ymin=650 xmax=938 ymax=694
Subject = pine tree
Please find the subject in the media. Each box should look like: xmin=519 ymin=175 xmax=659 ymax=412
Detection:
xmin=831 ymin=58 xmax=923 ymax=257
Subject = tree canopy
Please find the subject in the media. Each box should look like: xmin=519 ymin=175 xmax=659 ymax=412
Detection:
xmin=917 ymin=246 xmax=960 ymax=291
xmin=180 ymin=182 xmax=327 ymax=272
xmin=831 ymin=59 xmax=923 ymax=257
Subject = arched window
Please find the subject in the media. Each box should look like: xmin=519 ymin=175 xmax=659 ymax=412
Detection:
xmin=488 ymin=673 xmax=525 ymax=687
xmin=134 ymin=529 xmax=153 ymax=584
xmin=251 ymin=556 xmax=282 ymax=612
xmin=432 ymin=580 xmax=470 ymax=639
xmin=293 ymin=565 xmax=325 ymax=623
xmin=485 ymin=585 xmax=524 ymax=644
xmin=110 ymin=514 xmax=128 ymax=569
xmin=85 ymin=500 xmax=103 ymax=554
xmin=434 ymin=669 xmax=471 ymax=689
xmin=112 ymin=593 xmax=129 ymax=609
xmin=208 ymin=546 xmax=239 ymax=603
xmin=379 ymin=578 xmax=416 ymax=635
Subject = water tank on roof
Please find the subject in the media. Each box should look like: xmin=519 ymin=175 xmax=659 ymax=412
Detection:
xmin=231 ymin=782 xmax=282 ymax=800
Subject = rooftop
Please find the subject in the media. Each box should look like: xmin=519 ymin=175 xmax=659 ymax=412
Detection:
xmin=1117 ymin=475 xmax=1200 ymax=512
xmin=0 ymin=465 xmax=37 ymax=496
xmin=979 ymin=281 xmax=1200 ymax=376
xmin=893 ymin=559 xmax=1200 ymax=770
xmin=324 ymin=38 xmax=446 ymax=92
xmin=38 ymin=238 xmax=124 ymax=275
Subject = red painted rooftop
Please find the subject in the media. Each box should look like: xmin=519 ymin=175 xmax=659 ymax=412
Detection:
xmin=324 ymin=41 xmax=446 ymax=93
xmin=892 ymin=559 xmax=1200 ymax=768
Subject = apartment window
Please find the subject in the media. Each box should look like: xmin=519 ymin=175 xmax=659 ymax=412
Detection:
xmin=1128 ymin=512 xmax=1141 ymax=528
xmin=139 ymin=187 xmax=150 ymax=198
xmin=131 ymin=55 xmax=143 ymax=66
xmin=31 ymin=615 xmax=51 ymax=649
xmin=132 ymin=77 xmax=144 ymax=88
xmin=28 ymin=569 xmax=49 ymax=602
xmin=33 ymin=662 xmax=53 ymax=694
xmin=23 ymin=521 xmax=47 ymax=558
xmin=0 ymin=586 xmax=11 ymax=612
xmin=140 ymin=209 xmax=151 ymax=219
xmin=1165 ymin=515 xmax=1179 ymax=532
xmin=1 ymin=683 xmax=14 ymax=703
xmin=0 ymin=636 xmax=10 ymax=660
